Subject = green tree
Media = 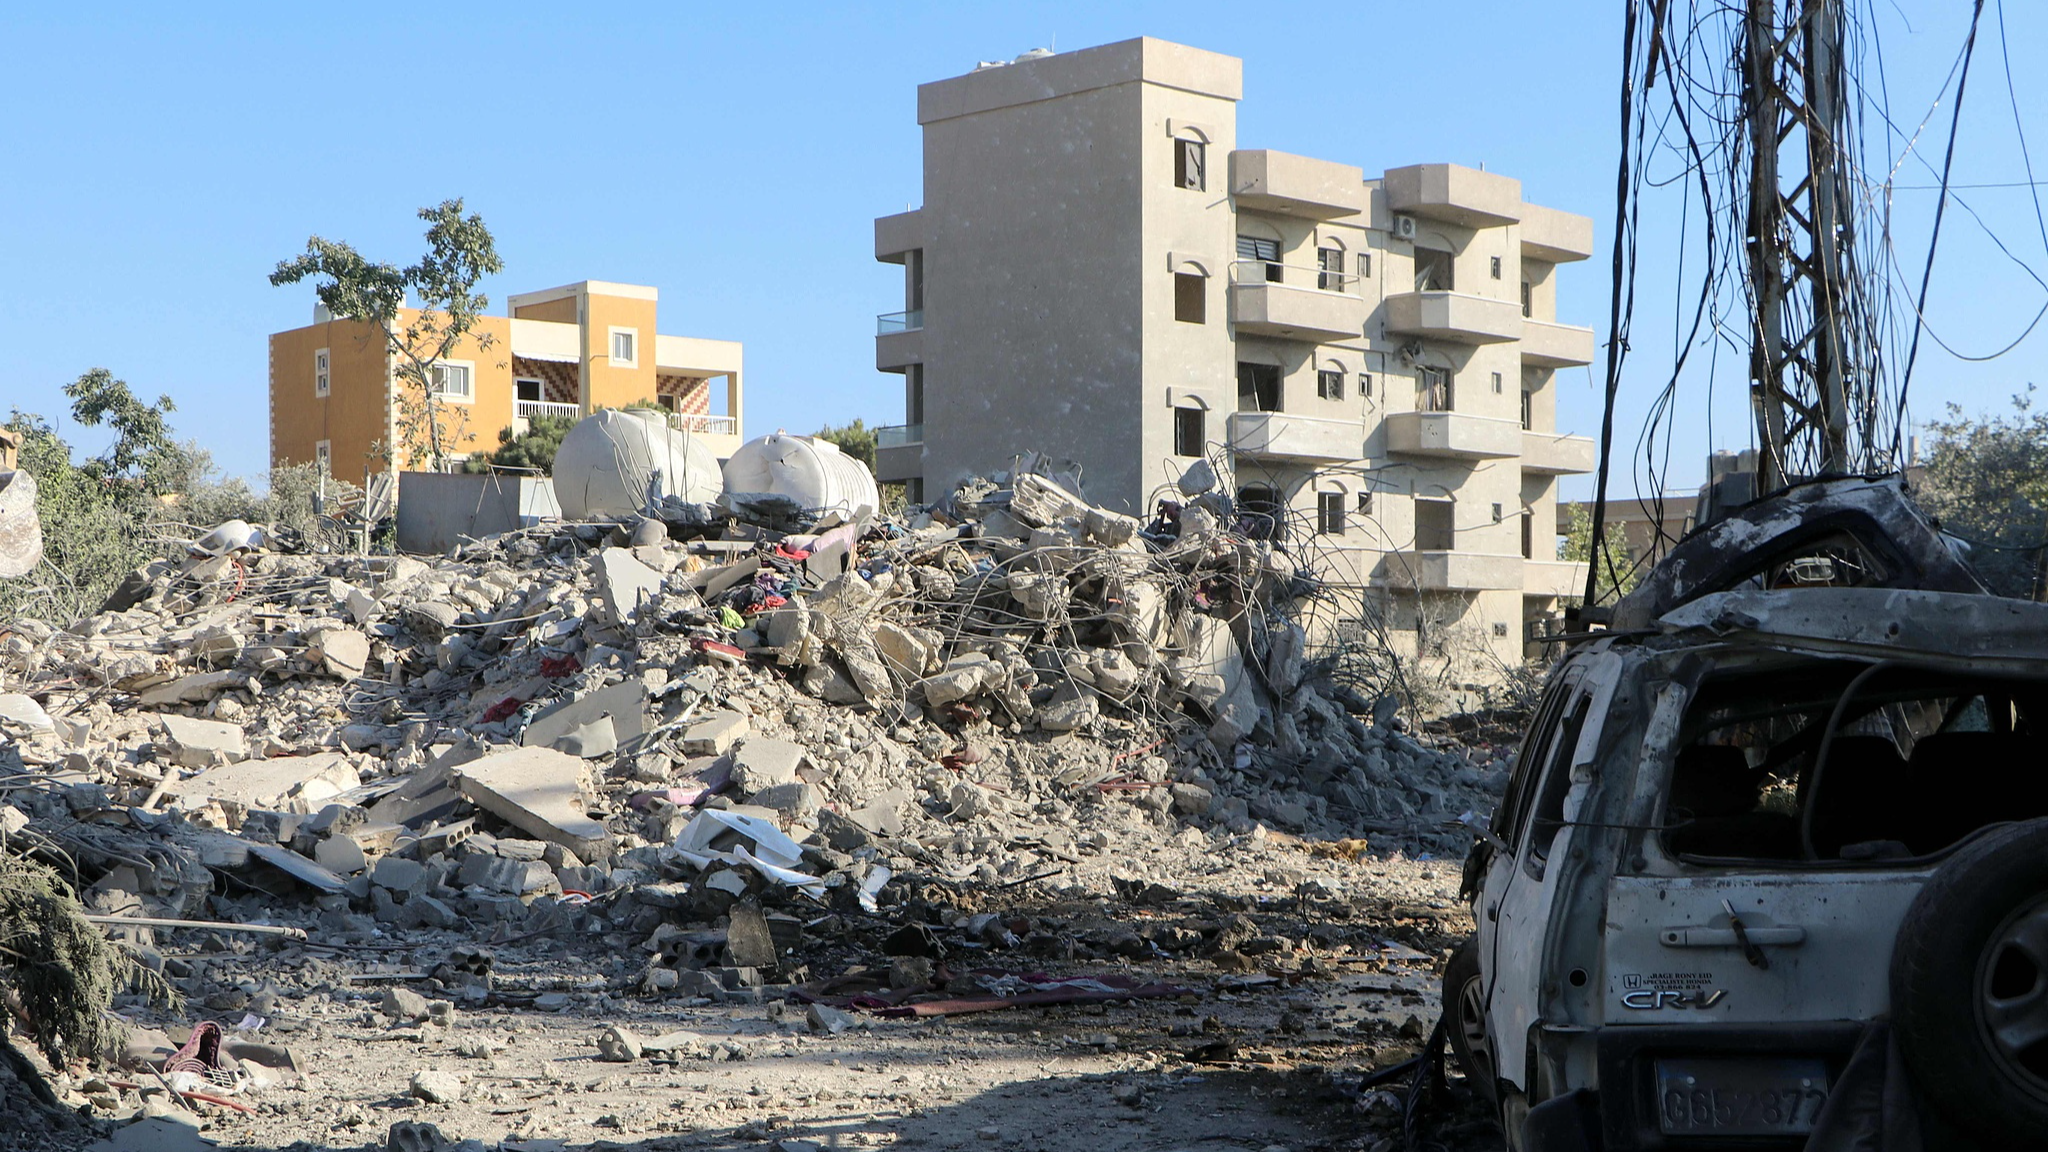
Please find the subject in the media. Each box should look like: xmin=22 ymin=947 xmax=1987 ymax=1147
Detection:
xmin=1917 ymin=390 xmax=2048 ymax=599
xmin=475 ymin=411 xmax=578 ymax=473
xmin=62 ymin=369 xmax=188 ymax=497
xmin=814 ymin=418 xmax=877 ymax=468
xmin=270 ymin=199 xmax=504 ymax=472
xmin=1 ymin=411 xmax=148 ymax=622
xmin=1560 ymin=502 xmax=1644 ymax=604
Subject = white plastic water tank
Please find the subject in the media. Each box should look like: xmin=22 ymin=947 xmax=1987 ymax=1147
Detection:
xmin=552 ymin=409 xmax=723 ymax=520
xmin=721 ymin=434 xmax=882 ymax=522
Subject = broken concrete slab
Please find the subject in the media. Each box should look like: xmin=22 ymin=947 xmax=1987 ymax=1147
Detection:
xmin=165 ymin=751 xmax=360 ymax=812
xmin=591 ymin=547 xmax=663 ymax=627
xmin=307 ymin=626 xmax=371 ymax=679
xmin=727 ymin=736 xmax=805 ymax=793
xmin=521 ymin=678 xmax=644 ymax=754
xmin=0 ymin=692 xmax=54 ymax=734
xmin=138 ymin=670 xmax=256 ymax=707
xmin=680 ymin=710 xmax=749 ymax=757
xmin=456 ymin=746 xmax=615 ymax=863
xmin=155 ymin=713 xmax=247 ymax=769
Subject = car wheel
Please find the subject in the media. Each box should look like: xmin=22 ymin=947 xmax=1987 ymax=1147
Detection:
xmin=1892 ymin=817 xmax=2048 ymax=1145
xmin=1443 ymin=937 xmax=1498 ymax=1103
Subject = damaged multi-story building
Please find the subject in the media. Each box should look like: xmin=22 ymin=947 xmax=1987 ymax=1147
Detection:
xmin=871 ymin=37 xmax=1596 ymax=677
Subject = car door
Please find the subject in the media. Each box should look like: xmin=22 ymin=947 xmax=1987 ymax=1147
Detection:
xmin=1479 ymin=665 xmax=1595 ymax=1093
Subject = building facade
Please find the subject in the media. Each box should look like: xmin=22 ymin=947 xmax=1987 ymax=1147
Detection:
xmin=270 ymin=280 xmax=744 ymax=483
xmin=871 ymin=37 xmax=1596 ymax=673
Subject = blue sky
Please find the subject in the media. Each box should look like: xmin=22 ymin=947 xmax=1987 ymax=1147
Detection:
xmin=4 ymin=2 xmax=2042 ymax=505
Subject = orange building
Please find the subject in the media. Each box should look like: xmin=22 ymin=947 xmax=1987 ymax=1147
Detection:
xmin=269 ymin=280 xmax=743 ymax=483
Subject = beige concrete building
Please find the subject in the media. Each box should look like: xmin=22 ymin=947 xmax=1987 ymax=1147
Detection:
xmin=872 ymin=37 xmax=1595 ymax=674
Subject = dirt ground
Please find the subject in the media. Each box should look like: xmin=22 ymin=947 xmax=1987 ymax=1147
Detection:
xmin=18 ymin=841 xmax=1504 ymax=1152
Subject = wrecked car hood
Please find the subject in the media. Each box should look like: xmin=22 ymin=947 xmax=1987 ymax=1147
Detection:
xmin=1657 ymin=587 xmax=2048 ymax=669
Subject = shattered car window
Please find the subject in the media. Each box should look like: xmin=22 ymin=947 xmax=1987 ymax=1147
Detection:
xmin=1662 ymin=662 xmax=2048 ymax=862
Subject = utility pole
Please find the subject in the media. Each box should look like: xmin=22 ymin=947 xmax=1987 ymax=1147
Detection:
xmin=1742 ymin=0 xmax=1867 ymax=491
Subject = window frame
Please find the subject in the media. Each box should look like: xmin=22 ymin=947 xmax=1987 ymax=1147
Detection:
xmin=428 ymin=359 xmax=475 ymax=402
xmin=1317 ymin=490 xmax=1347 ymax=536
xmin=1173 ymin=406 xmax=1206 ymax=458
xmin=1417 ymin=366 xmax=1453 ymax=412
xmin=1356 ymin=251 xmax=1372 ymax=279
xmin=1318 ymin=246 xmax=1346 ymax=291
xmin=1173 ymin=272 xmax=1207 ymax=324
xmin=1317 ymin=368 xmax=1345 ymax=400
xmin=314 ymin=439 xmax=332 ymax=473
xmin=608 ymin=326 xmax=639 ymax=368
xmin=1174 ymin=138 xmax=1206 ymax=191
xmin=1490 ymin=254 xmax=1503 ymax=280
xmin=314 ymin=348 xmax=331 ymax=397
xmin=1236 ymin=235 xmax=1283 ymax=283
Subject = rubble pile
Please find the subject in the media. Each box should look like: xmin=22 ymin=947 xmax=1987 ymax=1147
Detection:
xmin=0 ymin=470 xmax=1506 ymax=1011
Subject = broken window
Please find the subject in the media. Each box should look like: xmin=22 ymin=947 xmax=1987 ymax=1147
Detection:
xmin=1318 ymin=247 xmax=1345 ymax=291
xmin=1521 ymin=280 xmax=1533 ymax=317
xmin=1360 ymin=372 xmax=1373 ymax=398
xmin=1173 ymin=406 xmax=1204 ymax=457
xmin=1317 ymin=369 xmax=1344 ymax=400
xmin=1521 ymin=386 xmax=1534 ymax=430
xmin=1491 ymin=371 xmax=1503 ymax=394
xmin=1237 ymin=235 xmax=1282 ymax=283
xmin=1318 ymin=492 xmax=1346 ymax=536
xmin=1490 ymin=255 xmax=1503 ymax=280
xmin=1237 ymin=485 xmax=1284 ymax=542
xmin=1416 ymin=498 xmax=1455 ymax=551
xmin=1414 ymin=247 xmax=1455 ymax=292
xmin=1662 ymin=663 xmax=2048 ymax=863
xmin=1174 ymin=272 xmax=1206 ymax=323
xmin=1417 ymin=367 xmax=1453 ymax=413
xmin=1358 ymin=490 xmax=1374 ymax=515
xmin=1237 ymin=362 xmax=1281 ymax=412
xmin=1175 ymin=138 xmax=1205 ymax=191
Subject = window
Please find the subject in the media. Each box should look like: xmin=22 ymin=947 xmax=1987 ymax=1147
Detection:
xmin=1357 ymin=251 xmax=1372 ymax=279
xmin=1237 ymin=485 xmax=1283 ymax=542
xmin=1492 ymin=502 xmax=1505 ymax=522
xmin=1174 ymin=272 xmax=1206 ymax=323
xmin=1414 ymin=247 xmax=1455 ymax=292
xmin=1318 ymin=247 xmax=1345 ymax=291
xmin=1521 ymin=386 xmax=1534 ymax=430
xmin=1416 ymin=498 xmax=1455 ymax=551
xmin=1318 ymin=491 xmax=1347 ymax=536
xmin=429 ymin=361 xmax=472 ymax=398
xmin=907 ymin=250 xmax=925 ymax=312
xmin=1237 ymin=362 xmax=1282 ymax=412
xmin=1522 ymin=511 xmax=1535 ymax=559
xmin=1175 ymin=138 xmax=1206 ymax=191
xmin=1492 ymin=371 xmax=1504 ymax=394
xmin=1417 ymin=366 xmax=1453 ymax=412
xmin=1490 ymin=255 xmax=1503 ymax=279
xmin=314 ymin=348 xmax=330 ymax=397
xmin=314 ymin=440 xmax=331 ymax=473
xmin=609 ymin=328 xmax=637 ymax=367
xmin=1174 ymin=406 xmax=1205 ymax=457
xmin=1317 ymin=369 xmax=1344 ymax=400
xmin=1237 ymin=235 xmax=1282 ymax=283
xmin=1360 ymin=372 xmax=1373 ymax=398
xmin=1357 ymin=490 xmax=1374 ymax=515
xmin=1521 ymin=280 xmax=1533 ymax=318
xmin=906 ymin=364 xmax=925 ymax=425
xmin=515 ymin=377 xmax=541 ymax=402
xmin=905 ymin=477 xmax=924 ymax=505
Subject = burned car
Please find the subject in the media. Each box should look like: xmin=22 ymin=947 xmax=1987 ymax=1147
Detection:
xmin=1447 ymin=479 xmax=2048 ymax=1149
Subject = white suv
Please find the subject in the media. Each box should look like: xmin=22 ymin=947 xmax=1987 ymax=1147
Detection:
xmin=1448 ymin=479 xmax=2048 ymax=1150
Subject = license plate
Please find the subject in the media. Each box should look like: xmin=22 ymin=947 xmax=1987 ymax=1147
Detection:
xmin=1654 ymin=1058 xmax=1831 ymax=1136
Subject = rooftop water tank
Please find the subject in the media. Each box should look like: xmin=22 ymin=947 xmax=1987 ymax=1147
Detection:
xmin=721 ymin=434 xmax=882 ymax=522
xmin=552 ymin=409 xmax=723 ymax=520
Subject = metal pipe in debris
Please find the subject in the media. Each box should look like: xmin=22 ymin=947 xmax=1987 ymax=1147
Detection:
xmin=84 ymin=915 xmax=307 ymax=940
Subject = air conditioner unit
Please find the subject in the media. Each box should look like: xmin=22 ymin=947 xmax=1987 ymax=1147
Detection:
xmin=1390 ymin=214 xmax=1418 ymax=241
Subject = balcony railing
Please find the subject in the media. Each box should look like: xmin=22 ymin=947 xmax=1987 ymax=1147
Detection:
xmin=876 ymin=423 xmax=924 ymax=448
xmin=515 ymin=399 xmax=579 ymax=420
xmin=671 ymin=413 xmax=739 ymax=437
xmin=877 ymin=309 xmax=924 ymax=336
xmin=1230 ymin=259 xmax=1357 ymax=292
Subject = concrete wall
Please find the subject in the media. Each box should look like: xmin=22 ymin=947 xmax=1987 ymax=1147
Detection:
xmin=394 ymin=470 xmax=562 ymax=555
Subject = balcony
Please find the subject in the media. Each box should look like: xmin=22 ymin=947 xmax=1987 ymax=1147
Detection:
xmin=1378 ymin=551 xmax=1524 ymax=592
xmin=1521 ymin=319 xmax=1596 ymax=367
xmin=672 ymin=413 xmax=739 ymax=437
xmin=1522 ymin=431 xmax=1596 ymax=475
xmin=1384 ymin=291 xmax=1523 ymax=345
xmin=875 ymin=423 xmax=923 ymax=483
xmin=1524 ymin=559 xmax=1590 ymax=599
xmin=875 ymin=209 xmax=923 ymax=264
xmin=514 ymin=399 xmax=578 ymax=421
xmin=1519 ymin=203 xmax=1595 ymax=264
xmin=1229 ymin=149 xmax=1366 ymax=219
xmin=1382 ymin=163 xmax=1522 ymax=229
xmin=1227 ymin=411 xmax=1361 ymax=464
xmin=1230 ymin=273 xmax=1366 ymax=342
xmin=1385 ymin=411 xmax=1523 ymax=460
xmin=876 ymin=310 xmax=923 ymax=372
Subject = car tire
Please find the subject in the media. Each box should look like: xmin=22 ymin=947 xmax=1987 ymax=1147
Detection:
xmin=1891 ymin=817 xmax=2048 ymax=1145
xmin=1443 ymin=937 xmax=1498 ymax=1103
